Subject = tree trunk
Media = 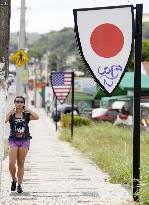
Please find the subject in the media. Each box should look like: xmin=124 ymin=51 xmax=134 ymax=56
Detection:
xmin=0 ymin=0 xmax=11 ymax=189
xmin=0 ymin=0 xmax=11 ymax=82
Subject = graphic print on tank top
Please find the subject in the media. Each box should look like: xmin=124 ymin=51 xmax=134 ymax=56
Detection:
xmin=14 ymin=118 xmax=26 ymax=138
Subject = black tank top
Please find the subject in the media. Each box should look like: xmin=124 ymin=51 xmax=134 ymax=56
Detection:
xmin=9 ymin=112 xmax=32 ymax=140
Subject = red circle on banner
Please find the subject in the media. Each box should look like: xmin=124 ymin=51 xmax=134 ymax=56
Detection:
xmin=90 ymin=23 xmax=124 ymax=58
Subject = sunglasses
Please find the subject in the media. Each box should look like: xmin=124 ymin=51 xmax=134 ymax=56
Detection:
xmin=15 ymin=100 xmax=24 ymax=104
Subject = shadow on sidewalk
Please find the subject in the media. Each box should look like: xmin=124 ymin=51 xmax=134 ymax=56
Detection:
xmin=10 ymin=191 xmax=30 ymax=196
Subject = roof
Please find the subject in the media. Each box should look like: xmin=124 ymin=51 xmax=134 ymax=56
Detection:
xmin=100 ymin=95 xmax=127 ymax=101
xmin=100 ymin=95 xmax=131 ymax=108
xmin=120 ymin=72 xmax=149 ymax=91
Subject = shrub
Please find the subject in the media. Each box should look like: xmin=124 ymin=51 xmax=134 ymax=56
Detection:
xmin=61 ymin=114 xmax=91 ymax=128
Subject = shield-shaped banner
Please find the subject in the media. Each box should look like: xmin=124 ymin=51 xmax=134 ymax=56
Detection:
xmin=50 ymin=72 xmax=72 ymax=104
xmin=73 ymin=5 xmax=134 ymax=95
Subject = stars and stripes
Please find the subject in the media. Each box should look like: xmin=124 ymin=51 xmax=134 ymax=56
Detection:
xmin=51 ymin=72 xmax=72 ymax=104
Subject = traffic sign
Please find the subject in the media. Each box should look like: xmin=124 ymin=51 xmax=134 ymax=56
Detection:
xmin=11 ymin=49 xmax=29 ymax=67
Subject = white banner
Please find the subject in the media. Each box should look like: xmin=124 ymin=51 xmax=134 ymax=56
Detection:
xmin=74 ymin=5 xmax=133 ymax=95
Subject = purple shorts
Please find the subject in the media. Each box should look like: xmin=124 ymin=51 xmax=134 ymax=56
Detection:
xmin=8 ymin=139 xmax=30 ymax=149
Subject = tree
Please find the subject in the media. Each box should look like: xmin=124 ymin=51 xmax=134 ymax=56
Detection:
xmin=71 ymin=55 xmax=87 ymax=73
xmin=48 ymin=52 xmax=58 ymax=71
xmin=142 ymin=40 xmax=149 ymax=61
xmin=0 ymin=0 xmax=11 ymax=80
xmin=126 ymin=40 xmax=149 ymax=71
xmin=126 ymin=48 xmax=134 ymax=71
xmin=28 ymin=47 xmax=42 ymax=60
xmin=143 ymin=22 xmax=149 ymax=39
xmin=0 ymin=0 xmax=11 ymax=176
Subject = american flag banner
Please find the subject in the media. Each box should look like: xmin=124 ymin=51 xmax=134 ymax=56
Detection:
xmin=50 ymin=72 xmax=72 ymax=104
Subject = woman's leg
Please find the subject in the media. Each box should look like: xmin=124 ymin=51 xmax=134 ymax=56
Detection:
xmin=17 ymin=147 xmax=28 ymax=185
xmin=9 ymin=147 xmax=18 ymax=181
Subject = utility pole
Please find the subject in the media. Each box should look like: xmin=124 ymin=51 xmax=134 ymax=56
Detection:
xmin=16 ymin=0 xmax=26 ymax=96
xmin=45 ymin=51 xmax=49 ymax=85
xmin=0 ymin=0 xmax=11 ymax=191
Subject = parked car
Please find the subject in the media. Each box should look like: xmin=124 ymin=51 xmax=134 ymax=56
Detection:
xmin=52 ymin=104 xmax=80 ymax=122
xmin=92 ymin=108 xmax=120 ymax=123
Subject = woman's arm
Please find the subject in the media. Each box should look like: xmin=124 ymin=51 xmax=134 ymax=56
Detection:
xmin=5 ymin=108 xmax=15 ymax=123
xmin=24 ymin=107 xmax=39 ymax=120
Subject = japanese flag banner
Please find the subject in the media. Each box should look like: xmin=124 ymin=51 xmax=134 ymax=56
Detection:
xmin=73 ymin=5 xmax=134 ymax=95
xmin=50 ymin=72 xmax=72 ymax=104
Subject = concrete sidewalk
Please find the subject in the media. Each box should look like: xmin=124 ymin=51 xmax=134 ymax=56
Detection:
xmin=1 ymin=107 xmax=133 ymax=205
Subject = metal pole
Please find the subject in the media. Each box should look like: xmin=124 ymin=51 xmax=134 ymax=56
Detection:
xmin=133 ymin=4 xmax=143 ymax=201
xmin=71 ymin=72 xmax=74 ymax=138
xmin=16 ymin=0 xmax=26 ymax=96
xmin=55 ymin=98 xmax=57 ymax=131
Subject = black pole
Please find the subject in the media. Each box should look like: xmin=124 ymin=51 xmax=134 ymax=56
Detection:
xmin=133 ymin=4 xmax=143 ymax=201
xmin=71 ymin=72 xmax=74 ymax=138
xmin=56 ymin=98 xmax=58 ymax=131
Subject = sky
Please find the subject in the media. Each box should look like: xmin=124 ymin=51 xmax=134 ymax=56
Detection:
xmin=10 ymin=0 xmax=148 ymax=34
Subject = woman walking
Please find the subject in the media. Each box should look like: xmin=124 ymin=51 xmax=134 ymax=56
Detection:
xmin=5 ymin=96 xmax=39 ymax=193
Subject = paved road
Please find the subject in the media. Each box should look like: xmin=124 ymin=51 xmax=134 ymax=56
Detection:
xmin=1 ymin=106 xmax=133 ymax=205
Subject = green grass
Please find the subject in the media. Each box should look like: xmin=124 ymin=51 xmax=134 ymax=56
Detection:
xmin=59 ymin=122 xmax=149 ymax=204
